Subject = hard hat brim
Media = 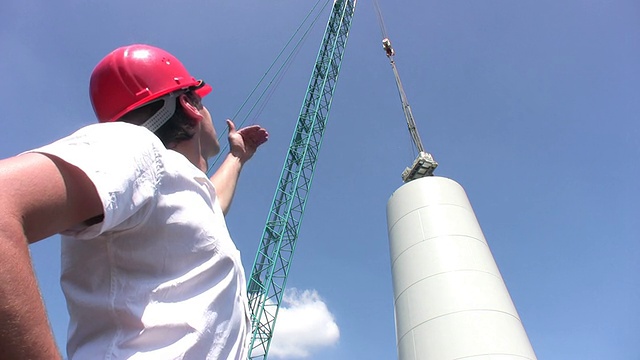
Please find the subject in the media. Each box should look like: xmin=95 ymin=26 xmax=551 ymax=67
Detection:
xmin=194 ymin=81 xmax=212 ymax=98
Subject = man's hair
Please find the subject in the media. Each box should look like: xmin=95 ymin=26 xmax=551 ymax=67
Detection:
xmin=118 ymin=91 xmax=202 ymax=147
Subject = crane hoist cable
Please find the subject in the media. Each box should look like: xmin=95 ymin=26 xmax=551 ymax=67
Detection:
xmin=207 ymin=0 xmax=332 ymax=176
xmin=373 ymin=0 xmax=438 ymax=182
xmin=373 ymin=0 xmax=389 ymax=42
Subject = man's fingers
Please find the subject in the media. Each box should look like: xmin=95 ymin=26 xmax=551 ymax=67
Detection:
xmin=238 ymin=126 xmax=269 ymax=147
xmin=245 ymin=128 xmax=268 ymax=141
xmin=226 ymin=119 xmax=237 ymax=133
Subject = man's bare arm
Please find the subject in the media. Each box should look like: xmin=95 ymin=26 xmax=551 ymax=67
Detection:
xmin=210 ymin=120 xmax=268 ymax=215
xmin=0 ymin=153 xmax=103 ymax=359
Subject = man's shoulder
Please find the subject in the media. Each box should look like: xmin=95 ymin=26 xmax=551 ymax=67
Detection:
xmin=79 ymin=122 xmax=156 ymax=139
xmin=65 ymin=122 xmax=163 ymax=150
xmin=31 ymin=122 xmax=166 ymax=167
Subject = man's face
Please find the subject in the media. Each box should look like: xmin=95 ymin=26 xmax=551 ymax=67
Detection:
xmin=198 ymin=105 xmax=220 ymax=158
xmin=185 ymin=91 xmax=220 ymax=159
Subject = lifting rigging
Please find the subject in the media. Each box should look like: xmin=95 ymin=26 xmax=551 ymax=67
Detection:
xmin=374 ymin=0 xmax=438 ymax=182
xmin=245 ymin=0 xmax=357 ymax=358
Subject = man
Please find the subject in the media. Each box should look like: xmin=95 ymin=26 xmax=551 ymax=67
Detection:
xmin=0 ymin=44 xmax=268 ymax=359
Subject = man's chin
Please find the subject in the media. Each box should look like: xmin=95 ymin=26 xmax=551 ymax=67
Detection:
xmin=204 ymin=142 xmax=221 ymax=158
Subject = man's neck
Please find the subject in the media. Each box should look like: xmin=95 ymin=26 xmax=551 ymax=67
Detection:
xmin=170 ymin=139 xmax=207 ymax=173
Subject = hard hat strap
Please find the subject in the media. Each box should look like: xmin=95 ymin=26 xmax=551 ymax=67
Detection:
xmin=141 ymin=92 xmax=180 ymax=133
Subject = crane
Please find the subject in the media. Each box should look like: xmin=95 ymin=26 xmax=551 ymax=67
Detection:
xmin=246 ymin=0 xmax=357 ymax=358
xmin=375 ymin=1 xmax=437 ymax=182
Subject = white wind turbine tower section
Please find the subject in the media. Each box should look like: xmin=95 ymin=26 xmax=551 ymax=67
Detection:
xmin=386 ymin=177 xmax=537 ymax=359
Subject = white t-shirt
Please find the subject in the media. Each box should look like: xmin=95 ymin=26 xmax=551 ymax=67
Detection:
xmin=32 ymin=122 xmax=250 ymax=359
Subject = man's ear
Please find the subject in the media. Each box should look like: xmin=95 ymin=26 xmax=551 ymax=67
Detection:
xmin=179 ymin=94 xmax=203 ymax=122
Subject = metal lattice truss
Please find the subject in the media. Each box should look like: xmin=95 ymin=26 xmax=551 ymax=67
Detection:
xmin=246 ymin=1 xmax=357 ymax=358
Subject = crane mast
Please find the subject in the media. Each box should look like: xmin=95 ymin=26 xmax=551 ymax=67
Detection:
xmin=246 ymin=1 xmax=357 ymax=358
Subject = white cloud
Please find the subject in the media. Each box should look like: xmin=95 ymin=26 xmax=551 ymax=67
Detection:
xmin=268 ymin=288 xmax=340 ymax=359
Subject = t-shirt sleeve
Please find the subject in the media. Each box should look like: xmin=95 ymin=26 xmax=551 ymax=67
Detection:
xmin=28 ymin=122 xmax=165 ymax=239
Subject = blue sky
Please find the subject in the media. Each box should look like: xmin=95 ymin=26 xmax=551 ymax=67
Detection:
xmin=1 ymin=1 xmax=638 ymax=359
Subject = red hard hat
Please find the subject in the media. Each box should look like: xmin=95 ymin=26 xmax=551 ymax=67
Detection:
xmin=90 ymin=44 xmax=212 ymax=123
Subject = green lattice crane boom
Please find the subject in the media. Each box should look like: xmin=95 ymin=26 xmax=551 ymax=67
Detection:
xmin=246 ymin=1 xmax=357 ymax=359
